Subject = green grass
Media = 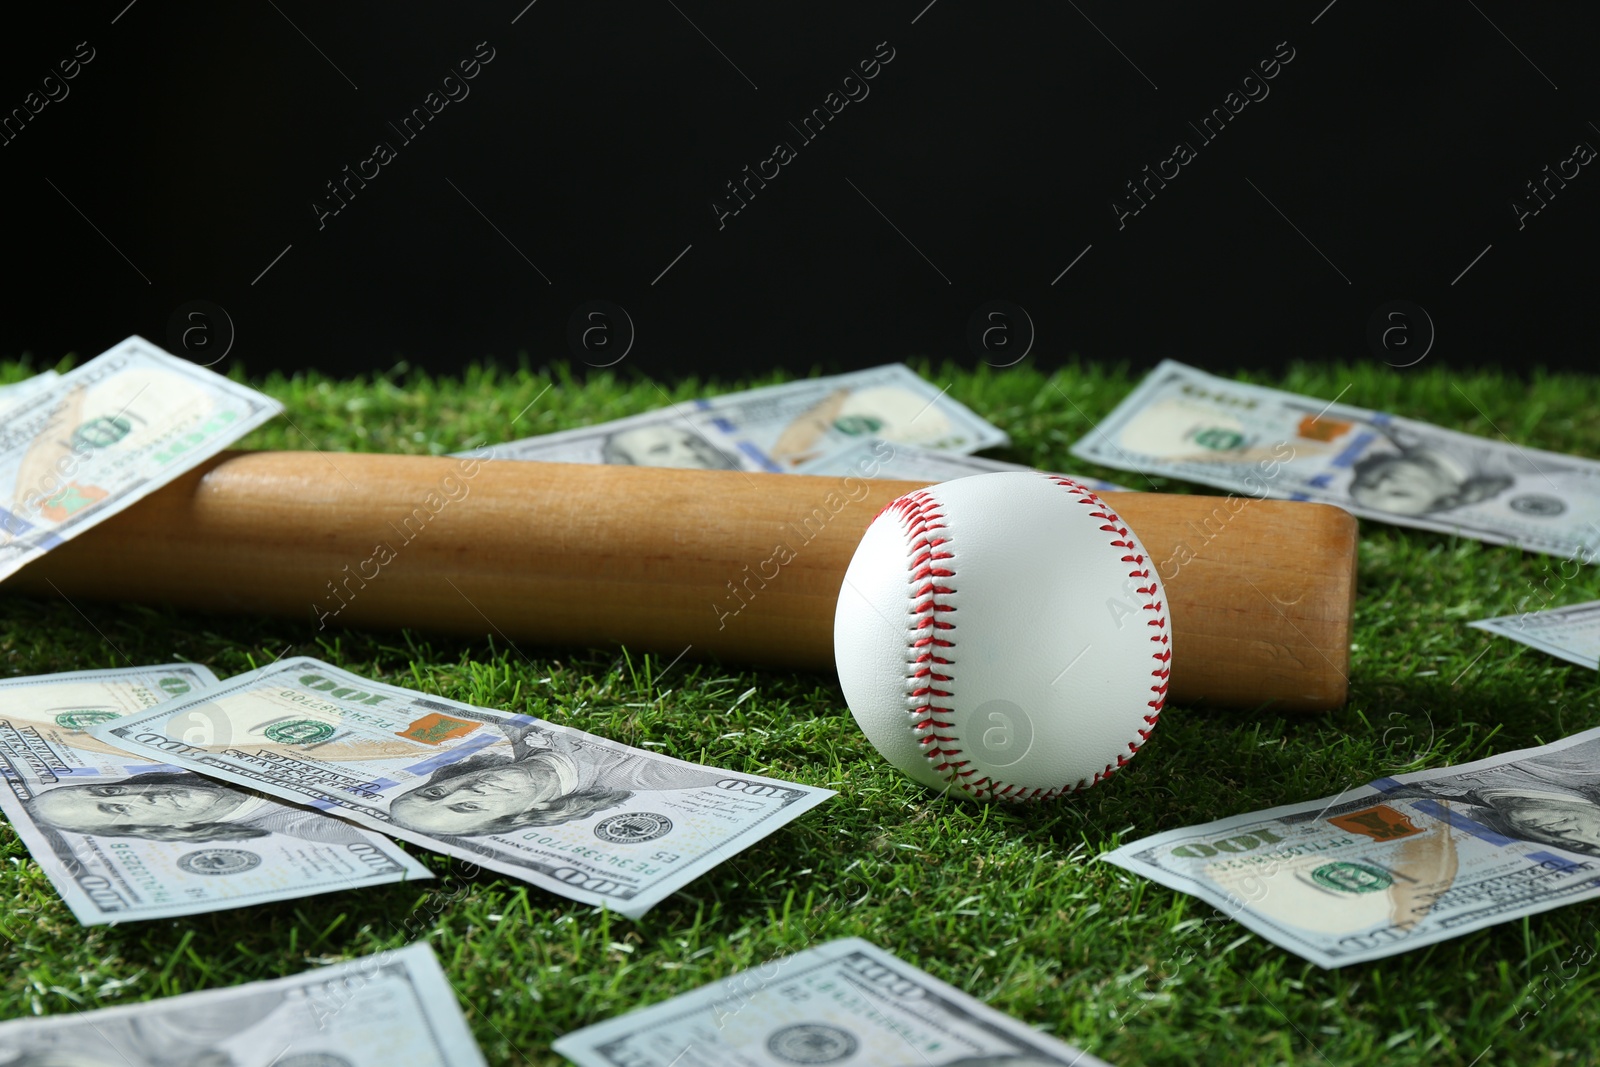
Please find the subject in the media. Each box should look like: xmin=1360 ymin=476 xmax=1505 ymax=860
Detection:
xmin=3 ymin=354 xmax=1600 ymax=1065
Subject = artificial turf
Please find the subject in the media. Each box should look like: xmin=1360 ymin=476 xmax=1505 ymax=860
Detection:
xmin=2 ymin=354 xmax=1599 ymax=1066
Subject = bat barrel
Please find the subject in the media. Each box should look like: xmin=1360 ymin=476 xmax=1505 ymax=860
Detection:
xmin=2 ymin=451 xmax=1356 ymax=711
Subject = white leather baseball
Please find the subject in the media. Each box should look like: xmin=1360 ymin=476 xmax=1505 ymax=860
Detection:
xmin=833 ymin=472 xmax=1170 ymax=801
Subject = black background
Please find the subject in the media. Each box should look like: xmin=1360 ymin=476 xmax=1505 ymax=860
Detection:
xmin=1 ymin=2 xmax=1593 ymax=380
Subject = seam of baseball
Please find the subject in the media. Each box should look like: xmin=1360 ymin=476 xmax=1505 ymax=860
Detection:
xmin=897 ymin=476 xmax=1169 ymax=804
xmin=889 ymin=489 xmax=968 ymax=796
xmin=1035 ymin=475 xmax=1168 ymax=796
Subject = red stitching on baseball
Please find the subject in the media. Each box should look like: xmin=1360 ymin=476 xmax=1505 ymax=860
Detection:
xmin=885 ymin=490 xmax=973 ymax=794
xmin=1048 ymin=475 xmax=1169 ymax=788
xmin=996 ymin=478 xmax=1166 ymax=800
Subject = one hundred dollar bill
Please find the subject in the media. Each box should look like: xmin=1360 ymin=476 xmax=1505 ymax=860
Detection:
xmin=0 ymin=664 xmax=430 ymax=924
xmin=1470 ymin=600 xmax=1600 ymax=669
xmin=462 ymin=364 xmax=1008 ymax=472
xmin=798 ymin=436 xmax=1130 ymax=492
xmin=0 ymin=369 xmax=59 ymax=407
xmin=554 ymin=937 xmax=1109 ymax=1067
xmin=1071 ymin=359 xmax=1600 ymax=559
xmin=89 ymin=657 xmax=835 ymax=918
xmin=0 ymin=336 xmax=283 ymax=582
xmin=0 ymin=942 xmax=486 ymax=1066
xmin=1103 ymin=724 xmax=1600 ymax=967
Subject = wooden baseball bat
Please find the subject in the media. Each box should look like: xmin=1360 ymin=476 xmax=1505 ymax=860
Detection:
xmin=2 ymin=451 xmax=1357 ymax=711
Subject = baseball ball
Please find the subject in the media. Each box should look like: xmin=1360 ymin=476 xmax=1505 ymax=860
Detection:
xmin=833 ymin=472 xmax=1170 ymax=801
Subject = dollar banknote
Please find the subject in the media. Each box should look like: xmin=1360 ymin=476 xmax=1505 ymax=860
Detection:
xmin=798 ymin=436 xmax=1130 ymax=492
xmin=0 ymin=369 xmax=59 ymax=408
xmin=0 ymin=942 xmax=486 ymax=1066
xmin=554 ymin=937 xmax=1108 ymax=1067
xmin=1471 ymin=600 xmax=1600 ymax=670
xmin=0 ymin=335 xmax=283 ymax=583
xmin=1103 ymin=724 xmax=1600 ymax=967
xmin=1070 ymin=359 xmax=1600 ymax=560
xmin=89 ymin=657 xmax=835 ymax=918
xmin=461 ymin=364 xmax=1008 ymax=473
xmin=0 ymin=663 xmax=430 ymax=924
